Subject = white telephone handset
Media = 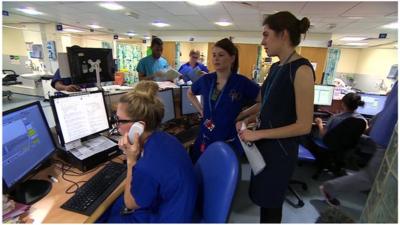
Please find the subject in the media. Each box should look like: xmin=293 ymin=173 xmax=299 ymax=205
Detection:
xmin=128 ymin=122 xmax=144 ymax=144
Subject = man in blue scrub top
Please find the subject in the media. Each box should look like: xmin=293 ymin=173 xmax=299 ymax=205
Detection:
xmin=178 ymin=50 xmax=208 ymax=83
xmin=136 ymin=37 xmax=170 ymax=81
xmin=97 ymin=81 xmax=197 ymax=223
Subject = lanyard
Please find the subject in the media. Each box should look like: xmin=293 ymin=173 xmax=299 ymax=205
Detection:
xmin=208 ymin=74 xmax=231 ymax=118
xmin=261 ymin=51 xmax=296 ymax=110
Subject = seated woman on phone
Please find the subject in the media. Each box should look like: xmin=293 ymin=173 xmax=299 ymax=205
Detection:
xmin=97 ymin=81 xmax=197 ymax=223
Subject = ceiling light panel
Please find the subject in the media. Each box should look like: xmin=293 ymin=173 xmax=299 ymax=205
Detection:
xmin=99 ymin=2 xmax=124 ymax=10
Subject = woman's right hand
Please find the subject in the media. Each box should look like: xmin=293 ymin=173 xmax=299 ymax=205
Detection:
xmin=314 ymin=117 xmax=323 ymax=126
xmin=236 ymin=120 xmax=246 ymax=132
xmin=119 ymin=133 xmax=141 ymax=167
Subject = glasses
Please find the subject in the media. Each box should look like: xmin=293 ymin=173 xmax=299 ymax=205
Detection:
xmin=111 ymin=114 xmax=134 ymax=127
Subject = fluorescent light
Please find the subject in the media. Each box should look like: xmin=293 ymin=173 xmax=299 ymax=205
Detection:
xmin=215 ymin=21 xmax=233 ymax=27
xmin=87 ymin=24 xmax=103 ymax=29
xmin=340 ymin=37 xmax=367 ymax=41
xmin=99 ymin=2 xmax=124 ymax=10
xmin=344 ymin=42 xmax=368 ymax=46
xmin=151 ymin=21 xmax=170 ymax=28
xmin=16 ymin=7 xmax=43 ymax=15
xmin=186 ymin=0 xmax=217 ymax=6
xmin=126 ymin=32 xmax=136 ymax=36
xmin=347 ymin=17 xmax=364 ymax=20
xmin=3 ymin=25 xmax=26 ymax=30
xmin=63 ymin=28 xmax=84 ymax=33
xmin=144 ymin=36 xmax=151 ymax=40
xmin=382 ymin=22 xmax=398 ymax=29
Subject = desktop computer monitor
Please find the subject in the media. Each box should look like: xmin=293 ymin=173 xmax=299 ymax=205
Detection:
xmin=3 ymin=101 xmax=56 ymax=204
xmin=158 ymin=88 xmax=175 ymax=123
xmin=50 ymin=91 xmax=111 ymax=146
xmin=356 ymin=93 xmax=387 ymax=117
xmin=67 ymin=47 xmax=115 ymax=84
xmin=314 ymin=85 xmax=335 ymax=106
xmin=180 ymin=85 xmax=202 ymax=115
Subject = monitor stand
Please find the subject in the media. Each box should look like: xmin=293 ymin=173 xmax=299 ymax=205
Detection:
xmin=10 ymin=179 xmax=52 ymax=205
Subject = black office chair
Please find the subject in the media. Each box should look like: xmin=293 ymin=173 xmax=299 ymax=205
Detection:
xmin=312 ymin=117 xmax=367 ymax=179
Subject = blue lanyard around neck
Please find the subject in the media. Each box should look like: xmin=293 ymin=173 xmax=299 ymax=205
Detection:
xmin=261 ymin=51 xmax=296 ymax=110
xmin=208 ymin=74 xmax=231 ymax=118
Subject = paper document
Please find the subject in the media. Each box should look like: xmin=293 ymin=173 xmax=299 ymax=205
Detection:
xmin=69 ymin=136 xmax=117 ymax=160
xmin=156 ymin=81 xmax=179 ymax=89
xmin=238 ymin=123 xmax=266 ymax=175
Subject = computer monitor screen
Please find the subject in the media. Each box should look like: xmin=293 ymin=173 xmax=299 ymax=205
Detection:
xmin=181 ymin=86 xmax=202 ymax=115
xmin=3 ymin=102 xmax=56 ymax=191
xmin=387 ymin=64 xmax=398 ymax=79
xmin=50 ymin=91 xmax=110 ymax=145
xmin=356 ymin=93 xmax=387 ymax=117
xmin=314 ymin=85 xmax=335 ymax=106
xmin=67 ymin=47 xmax=115 ymax=84
xmin=158 ymin=89 xmax=175 ymax=123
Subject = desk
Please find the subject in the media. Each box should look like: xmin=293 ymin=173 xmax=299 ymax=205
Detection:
xmin=22 ymin=155 xmax=125 ymax=223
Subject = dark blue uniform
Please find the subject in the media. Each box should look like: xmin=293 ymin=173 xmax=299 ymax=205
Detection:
xmin=51 ymin=69 xmax=72 ymax=89
xmin=98 ymin=132 xmax=197 ymax=223
xmin=178 ymin=62 xmax=209 ymax=83
xmin=251 ymin=58 xmax=315 ymax=208
xmin=191 ymin=72 xmax=260 ymax=161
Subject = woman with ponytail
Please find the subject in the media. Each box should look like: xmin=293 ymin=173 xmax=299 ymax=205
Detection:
xmin=236 ymin=11 xmax=315 ymax=222
xmin=187 ymin=38 xmax=260 ymax=163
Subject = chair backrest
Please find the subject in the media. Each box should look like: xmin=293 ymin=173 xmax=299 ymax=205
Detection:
xmin=323 ymin=117 xmax=367 ymax=152
xmin=193 ymin=142 xmax=239 ymax=223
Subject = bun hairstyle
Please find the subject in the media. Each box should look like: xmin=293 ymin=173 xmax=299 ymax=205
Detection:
xmin=133 ymin=80 xmax=159 ymax=97
xmin=263 ymin=11 xmax=311 ymax=46
xmin=342 ymin=93 xmax=365 ymax=111
xmin=119 ymin=81 xmax=164 ymax=131
xmin=214 ymin=38 xmax=239 ymax=73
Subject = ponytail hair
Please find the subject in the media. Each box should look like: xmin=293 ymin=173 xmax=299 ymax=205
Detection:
xmin=263 ymin=11 xmax=310 ymax=46
xmin=342 ymin=93 xmax=365 ymax=111
xmin=214 ymin=38 xmax=239 ymax=73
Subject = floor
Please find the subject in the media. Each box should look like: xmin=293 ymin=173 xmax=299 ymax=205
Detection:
xmin=229 ymin=161 xmax=369 ymax=223
xmin=3 ymin=93 xmax=369 ymax=223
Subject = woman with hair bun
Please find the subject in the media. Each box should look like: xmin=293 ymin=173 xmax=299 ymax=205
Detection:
xmin=236 ymin=11 xmax=315 ymax=222
xmin=98 ymin=81 xmax=197 ymax=223
xmin=315 ymin=92 xmax=367 ymax=138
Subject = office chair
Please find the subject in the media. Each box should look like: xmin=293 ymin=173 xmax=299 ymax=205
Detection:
xmin=192 ymin=142 xmax=240 ymax=223
xmin=312 ymin=117 xmax=367 ymax=179
xmin=286 ymin=144 xmax=316 ymax=208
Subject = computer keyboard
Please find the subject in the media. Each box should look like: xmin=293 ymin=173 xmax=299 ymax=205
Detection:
xmin=61 ymin=161 xmax=127 ymax=216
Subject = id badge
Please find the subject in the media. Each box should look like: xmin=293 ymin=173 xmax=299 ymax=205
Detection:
xmin=204 ymin=119 xmax=215 ymax=132
xmin=256 ymin=113 xmax=261 ymax=129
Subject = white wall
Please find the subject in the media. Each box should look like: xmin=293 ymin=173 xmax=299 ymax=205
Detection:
xmin=2 ymin=27 xmax=26 ymax=56
xmin=356 ymin=48 xmax=397 ymax=78
xmin=153 ymin=30 xmax=331 ymax=47
xmin=336 ymin=48 xmax=361 ymax=74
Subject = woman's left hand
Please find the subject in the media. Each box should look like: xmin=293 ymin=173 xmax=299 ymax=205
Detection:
xmin=239 ymin=129 xmax=260 ymax=142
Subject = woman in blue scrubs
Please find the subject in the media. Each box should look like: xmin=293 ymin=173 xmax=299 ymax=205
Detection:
xmin=187 ymin=38 xmax=260 ymax=163
xmin=98 ymin=81 xmax=197 ymax=223
xmin=237 ymin=11 xmax=315 ymax=223
xmin=178 ymin=50 xmax=209 ymax=83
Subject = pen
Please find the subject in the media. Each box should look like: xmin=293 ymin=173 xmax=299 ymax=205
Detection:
xmin=48 ymin=175 xmax=59 ymax=183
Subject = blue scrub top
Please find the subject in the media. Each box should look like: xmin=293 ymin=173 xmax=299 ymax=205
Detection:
xmin=51 ymin=69 xmax=71 ymax=88
xmin=178 ymin=62 xmax=209 ymax=83
xmin=136 ymin=55 xmax=169 ymax=78
xmin=100 ymin=131 xmax=197 ymax=223
xmin=191 ymin=72 xmax=260 ymax=155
